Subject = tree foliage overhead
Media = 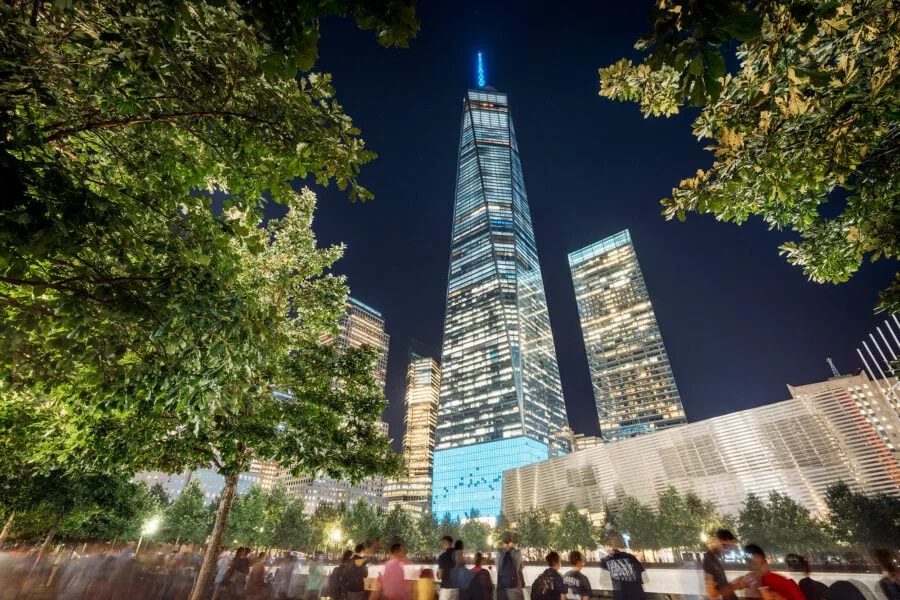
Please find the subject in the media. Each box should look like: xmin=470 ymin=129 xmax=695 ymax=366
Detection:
xmin=599 ymin=0 xmax=899 ymax=311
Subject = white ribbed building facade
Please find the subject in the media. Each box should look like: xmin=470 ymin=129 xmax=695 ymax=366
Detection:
xmin=502 ymin=374 xmax=900 ymax=521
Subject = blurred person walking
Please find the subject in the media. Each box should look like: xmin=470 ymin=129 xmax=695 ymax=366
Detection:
xmin=274 ymin=552 xmax=298 ymax=600
xmin=246 ymin=551 xmax=269 ymax=600
xmin=467 ymin=553 xmax=492 ymax=600
xmin=496 ymin=533 xmax=524 ymax=600
xmin=600 ymin=536 xmax=647 ymax=600
xmin=530 ymin=552 xmax=567 ymax=600
xmin=563 ymin=551 xmax=592 ymax=600
xmin=329 ymin=550 xmax=354 ymax=600
xmin=437 ymin=537 xmax=456 ymax=600
xmin=786 ymin=554 xmax=828 ymax=600
xmin=416 ymin=568 xmax=436 ymax=600
xmin=345 ymin=543 xmax=370 ymax=600
xmin=449 ymin=550 xmax=472 ymax=600
xmin=307 ymin=556 xmax=326 ymax=600
xmin=873 ymin=549 xmax=900 ymax=600
xmin=381 ymin=543 xmax=411 ymax=600
xmin=703 ymin=530 xmax=745 ymax=600
xmin=743 ymin=544 xmax=804 ymax=600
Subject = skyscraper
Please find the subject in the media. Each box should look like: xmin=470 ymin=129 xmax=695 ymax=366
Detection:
xmin=432 ymin=85 xmax=570 ymax=520
xmin=278 ymin=296 xmax=391 ymax=512
xmin=385 ymin=344 xmax=441 ymax=515
xmin=569 ymin=230 xmax=686 ymax=441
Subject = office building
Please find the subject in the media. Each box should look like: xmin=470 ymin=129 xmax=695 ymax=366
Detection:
xmin=569 ymin=230 xmax=686 ymax=441
xmin=134 ymin=467 xmax=261 ymax=501
xmin=502 ymin=373 xmax=900 ymax=521
xmin=432 ymin=84 xmax=570 ymax=520
xmin=278 ymin=297 xmax=390 ymax=511
xmin=385 ymin=345 xmax=442 ymax=515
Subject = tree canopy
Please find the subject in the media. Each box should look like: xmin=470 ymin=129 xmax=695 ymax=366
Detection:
xmin=599 ymin=0 xmax=899 ymax=311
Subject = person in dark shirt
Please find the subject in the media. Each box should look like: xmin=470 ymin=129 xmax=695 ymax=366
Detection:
xmin=702 ymin=529 xmax=745 ymax=600
xmin=600 ymin=536 xmax=647 ymax=600
xmin=785 ymin=554 xmax=828 ymax=600
xmin=563 ymin=550 xmax=592 ymax=600
xmin=437 ymin=536 xmax=456 ymax=600
xmin=532 ymin=552 xmax=567 ymax=600
xmin=873 ymin=549 xmax=900 ymax=600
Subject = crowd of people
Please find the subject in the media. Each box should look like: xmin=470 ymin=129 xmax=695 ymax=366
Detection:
xmin=0 ymin=530 xmax=897 ymax=600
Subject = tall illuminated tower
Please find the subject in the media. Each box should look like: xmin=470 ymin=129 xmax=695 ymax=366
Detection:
xmin=432 ymin=62 xmax=571 ymax=520
xmin=569 ymin=230 xmax=686 ymax=441
xmin=385 ymin=344 xmax=441 ymax=515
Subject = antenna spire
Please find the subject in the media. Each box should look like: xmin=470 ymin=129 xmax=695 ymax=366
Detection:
xmin=827 ymin=357 xmax=841 ymax=378
xmin=476 ymin=51 xmax=486 ymax=88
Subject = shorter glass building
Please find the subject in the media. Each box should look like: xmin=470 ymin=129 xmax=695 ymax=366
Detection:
xmin=502 ymin=373 xmax=900 ymax=521
xmin=433 ymin=437 xmax=549 ymax=522
xmin=569 ymin=230 xmax=686 ymax=441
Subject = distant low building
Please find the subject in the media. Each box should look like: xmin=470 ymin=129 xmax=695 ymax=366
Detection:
xmin=134 ymin=466 xmax=261 ymax=501
xmin=502 ymin=373 xmax=900 ymax=522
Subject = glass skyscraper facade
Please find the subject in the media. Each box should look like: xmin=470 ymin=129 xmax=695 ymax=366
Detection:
xmin=385 ymin=346 xmax=441 ymax=515
xmin=432 ymin=88 xmax=570 ymax=520
xmin=569 ymin=230 xmax=686 ymax=442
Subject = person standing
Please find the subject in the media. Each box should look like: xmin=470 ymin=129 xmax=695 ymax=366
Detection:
xmin=382 ymin=543 xmax=411 ymax=600
xmin=702 ymin=530 xmax=744 ymax=600
xmin=599 ymin=537 xmax=647 ymax=600
xmin=246 ymin=552 xmax=269 ymax=600
xmin=468 ymin=553 xmax=493 ymax=600
xmin=345 ymin=543 xmax=370 ymax=600
xmin=449 ymin=550 xmax=472 ymax=600
xmin=563 ymin=551 xmax=592 ymax=600
xmin=437 ymin=537 xmax=456 ymax=600
xmin=329 ymin=550 xmax=354 ymax=600
xmin=307 ymin=556 xmax=327 ymax=600
xmin=530 ymin=552 xmax=567 ymax=600
xmin=496 ymin=533 xmax=524 ymax=600
xmin=872 ymin=549 xmax=900 ymax=600
xmin=743 ymin=544 xmax=804 ymax=600
xmin=785 ymin=554 xmax=827 ymax=600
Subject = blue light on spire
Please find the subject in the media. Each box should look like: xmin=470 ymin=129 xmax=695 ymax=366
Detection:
xmin=476 ymin=52 xmax=486 ymax=87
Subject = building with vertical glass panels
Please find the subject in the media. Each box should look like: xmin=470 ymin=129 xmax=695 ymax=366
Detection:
xmin=385 ymin=345 xmax=441 ymax=515
xmin=569 ymin=230 xmax=686 ymax=442
xmin=432 ymin=88 xmax=570 ymax=521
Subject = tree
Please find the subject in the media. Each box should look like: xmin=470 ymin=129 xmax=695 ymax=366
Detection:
xmin=655 ymin=487 xmax=695 ymax=556
xmin=825 ymin=482 xmax=900 ymax=548
xmin=2 ymin=0 xmax=415 ymax=596
xmin=438 ymin=512 xmax=461 ymax=542
xmin=416 ymin=511 xmax=441 ymax=557
xmin=344 ymin=500 xmax=384 ymax=547
xmin=272 ymin=499 xmax=312 ymax=551
xmin=738 ymin=491 xmax=832 ymax=555
xmin=163 ymin=482 xmax=214 ymax=547
xmin=58 ymin=480 xmax=161 ymax=543
xmin=496 ymin=512 xmax=512 ymax=537
xmin=684 ymin=492 xmax=726 ymax=540
xmin=517 ymin=509 xmax=553 ymax=558
xmin=552 ymin=503 xmax=596 ymax=552
xmin=228 ymin=486 xmax=270 ymax=548
xmin=311 ymin=503 xmax=348 ymax=552
xmin=611 ymin=497 xmax=659 ymax=551
xmin=459 ymin=510 xmax=492 ymax=553
xmin=384 ymin=505 xmax=420 ymax=550
xmin=599 ymin=0 xmax=900 ymax=311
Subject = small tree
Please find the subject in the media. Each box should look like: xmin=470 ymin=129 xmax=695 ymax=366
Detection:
xmin=655 ymin=487 xmax=694 ymax=557
xmin=162 ymin=482 xmax=212 ymax=546
xmin=344 ymin=500 xmax=385 ymax=547
xmin=272 ymin=499 xmax=312 ymax=551
xmin=384 ymin=505 xmax=420 ymax=550
xmin=552 ymin=503 xmax=596 ymax=552
xmin=739 ymin=491 xmax=832 ymax=556
xmin=517 ymin=509 xmax=553 ymax=558
xmin=227 ymin=486 xmax=269 ymax=548
xmin=459 ymin=510 xmax=492 ymax=553
xmin=825 ymin=482 xmax=900 ymax=549
xmin=611 ymin=497 xmax=659 ymax=551
xmin=416 ymin=511 xmax=441 ymax=557
xmin=438 ymin=512 xmax=461 ymax=542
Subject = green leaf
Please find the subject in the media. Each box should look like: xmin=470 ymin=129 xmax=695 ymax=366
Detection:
xmin=720 ymin=11 xmax=763 ymax=42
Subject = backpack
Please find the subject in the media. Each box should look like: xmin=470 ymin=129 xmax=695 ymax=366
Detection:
xmin=498 ymin=550 xmax=518 ymax=589
xmin=469 ymin=569 xmax=494 ymax=600
xmin=329 ymin=563 xmax=348 ymax=599
xmin=343 ymin=557 xmax=368 ymax=593
xmin=530 ymin=570 xmax=557 ymax=600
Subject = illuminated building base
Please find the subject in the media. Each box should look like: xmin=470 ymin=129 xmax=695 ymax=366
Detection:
xmin=432 ymin=436 xmax=549 ymax=520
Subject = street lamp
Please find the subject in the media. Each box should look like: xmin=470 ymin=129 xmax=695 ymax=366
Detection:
xmin=331 ymin=527 xmax=343 ymax=543
xmin=136 ymin=516 xmax=161 ymax=558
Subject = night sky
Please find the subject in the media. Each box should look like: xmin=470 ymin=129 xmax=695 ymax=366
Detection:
xmin=296 ymin=1 xmax=896 ymax=447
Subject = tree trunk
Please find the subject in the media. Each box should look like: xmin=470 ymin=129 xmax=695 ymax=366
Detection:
xmin=189 ymin=471 xmax=239 ymax=600
xmin=31 ymin=515 xmax=62 ymax=575
xmin=0 ymin=512 xmax=13 ymax=547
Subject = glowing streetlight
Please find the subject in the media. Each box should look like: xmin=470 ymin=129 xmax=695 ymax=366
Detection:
xmin=136 ymin=516 xmax=162 ymax=557
xmin=700 ymin=532 xmax=708 ymax=544
xmin=330 ymin=527 xmax=343 ymax=543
